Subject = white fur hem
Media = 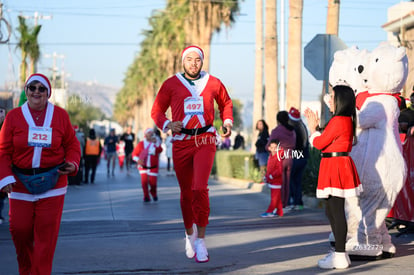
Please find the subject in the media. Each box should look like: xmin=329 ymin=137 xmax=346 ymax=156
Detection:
xmin=317 ymin=185 xmax=363 ymax=199
xmin=8 ymin=187 xmax=67 ymax=202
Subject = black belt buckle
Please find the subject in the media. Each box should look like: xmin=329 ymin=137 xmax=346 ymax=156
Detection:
xmin=321 ymin=152 xmax=349 ymax=158
xmin=181 ymin=125 xmax=212 ymax=136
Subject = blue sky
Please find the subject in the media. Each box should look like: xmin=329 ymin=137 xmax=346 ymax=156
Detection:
xmin=0 ymin=0 xmax=404 ymax=104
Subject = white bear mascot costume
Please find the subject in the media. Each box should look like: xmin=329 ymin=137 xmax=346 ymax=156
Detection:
xmin=329 ymin=42 xmax=408 ymax=259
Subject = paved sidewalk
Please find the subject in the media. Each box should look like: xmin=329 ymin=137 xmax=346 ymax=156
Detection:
xmin=0 ymin=164 xmax=413 ymax=274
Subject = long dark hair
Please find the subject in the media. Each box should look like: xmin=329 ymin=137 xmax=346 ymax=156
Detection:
xmin=332 ymin=85 xmax=357 ymax=144
xmin=256 ymin=119 xmax=269 ymax=133
xmin=277 ymin=111 xmax=294 ymax=131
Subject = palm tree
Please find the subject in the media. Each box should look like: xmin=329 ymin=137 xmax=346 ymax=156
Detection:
xmin=320 ymin=0 xmax=340 ymax=124
xmin=185 ymin=0 xmax=240 ymax=71
xmin=16 ymin=16 xmax=42 ymax=89
xmin=286 ymin=0 xmax=303 ymax=110
xmin=115 ymin=0 xmax=241 ymax=131
xmin=264 ymin=0 xmax=278 ymax=130
xmin=326 ymin=0 xmax=340 ymax=35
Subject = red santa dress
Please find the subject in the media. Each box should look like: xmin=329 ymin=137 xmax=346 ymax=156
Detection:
xmin=310 ymin=116 xmax=362 ymax=198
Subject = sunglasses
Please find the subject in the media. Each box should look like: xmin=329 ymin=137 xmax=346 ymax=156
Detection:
xmin=28 ymin=85 xmax=47 ymax=93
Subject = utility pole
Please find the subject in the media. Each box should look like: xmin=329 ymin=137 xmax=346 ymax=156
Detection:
xmin=252 ymin=0 xmax=264 ymax=151
xmin=20 ymin=11 xmax=52 ymax=26
xmin=44 ymin=52 xmax=65 ymax=88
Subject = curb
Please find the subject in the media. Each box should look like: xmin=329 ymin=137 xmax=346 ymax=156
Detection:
xmin=211 ymin=175 xmax=324 ymax=209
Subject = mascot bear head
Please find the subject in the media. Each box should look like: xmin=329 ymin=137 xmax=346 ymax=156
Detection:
xmin=366 ymin=42 xmax=408 ymax=94
xmin=329 ymin=45 xmax=369 ymax=95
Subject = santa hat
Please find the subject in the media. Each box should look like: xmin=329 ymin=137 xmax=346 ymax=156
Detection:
xmin=181 ymin=45 xmax=204 ymax=62
xmin=25 ymin=73 xmax=52 ymax=98
xmin=144 ymin=128 xmax=154 ymax=135
xmin=288 ymin=107 xmax=301 ymax=121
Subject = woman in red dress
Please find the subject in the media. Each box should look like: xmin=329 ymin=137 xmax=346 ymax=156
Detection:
xmin=305 ymin=85 xmax=362 ymax=270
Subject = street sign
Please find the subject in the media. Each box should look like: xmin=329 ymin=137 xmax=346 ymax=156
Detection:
xmin=304 ymin=34 xmax=347 ymax=81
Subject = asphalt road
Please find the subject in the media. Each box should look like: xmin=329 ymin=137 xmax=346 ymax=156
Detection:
xmin=0 ymin=163 xmax=414 ymax=274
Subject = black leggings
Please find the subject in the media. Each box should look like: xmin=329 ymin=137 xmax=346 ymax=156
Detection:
xmin=325 ymin=196 xmax=347 ymax=252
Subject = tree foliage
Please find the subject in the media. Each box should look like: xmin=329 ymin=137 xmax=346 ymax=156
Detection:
xmin=213 ymin=98 xmax=243 ymax=131
xmin=115 ymin=0 xmax=242 ymax=130
xmin=16 ymin=16 xmax=42 ymax=88
xmin=66 ymin=95 xmax=106 ymax=134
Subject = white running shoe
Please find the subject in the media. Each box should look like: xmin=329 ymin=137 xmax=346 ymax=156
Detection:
xmin=185 ymin=224 xmax=197 ymax=258
xmin=195 ymin=238 xmax=209 ymax=263
xmin=318 ymin=252 xmax=349 ymax=269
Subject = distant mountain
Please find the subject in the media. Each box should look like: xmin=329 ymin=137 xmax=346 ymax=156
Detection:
xmin=66 ymin=80 xmax=120 ymax=118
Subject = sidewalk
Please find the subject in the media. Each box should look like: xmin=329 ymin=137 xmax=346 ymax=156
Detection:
xmin=0 ymin=164 xmax=413 ymax=274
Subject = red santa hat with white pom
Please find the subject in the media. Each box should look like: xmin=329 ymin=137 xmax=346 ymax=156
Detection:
xmin=181 ymin=45 xmax=204 ymax=62
xmin=24 ymin=73 xmax=52 ymax=98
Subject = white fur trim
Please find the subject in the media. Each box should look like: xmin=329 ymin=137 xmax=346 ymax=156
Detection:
xmin=182 ymin=47 xmax=204 ymax=62
xmin=26 ymin=75 xmax=51 ymax=97
xmin=21 ymin=102 xmax=55 ymax=168
xmin=0 ymin=175 xmax=16 ymax=190
xmin=309 ymin=131 xmax=321 ymax=146
xmin=317 ymin=185 xmax=363 ymax=199
xmin=267 ymin=184 xmax=282 ymax=189
xmin=9 ymin=187 xmax=67 ymax=202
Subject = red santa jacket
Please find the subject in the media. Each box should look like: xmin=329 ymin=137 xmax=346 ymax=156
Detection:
xmin=132 ymin=140 xmax=163 ymax=168
xmin=265 ymin=149 xmax=283 ymax=186
xmin=151 ymin=72 xmax=233 ymax=140
xmin=0 ymin=102 xmax=81 ymax=200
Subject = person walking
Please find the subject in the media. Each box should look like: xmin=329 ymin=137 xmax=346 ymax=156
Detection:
xmin=104 ymin=128 xmax=118 ymax=177
xmin=0 ymin=73 xmax=81 ymax=274
xmin=288 ymin=107 xmax=310 ymax=210
xmin=255 ymin=119 xmax=270 ymax=178
xmin=304 ymin=85 xmax=362 ymax=269
xmin=120 ymin=126 xmax=135 ymax=174
xmin=260 ymin=139 xmax=284 ymax=218
xmin=267 ymin=111 xmax=296 ymax=209
xmin=151 ymin=45 xmax=233 ymax=263
xmin=84 ymin=129 xmax=102 ymax=184
xmin=132 ymin=128 xmax=163 ymax=202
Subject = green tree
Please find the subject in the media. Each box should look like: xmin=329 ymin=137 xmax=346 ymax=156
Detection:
xmin=66 ymin=95 xmax=106 ymax=133
xmin=115 ymin=0 xmax=242 ymax=131
xmin=213 ymin=98 xmax=243 ymax=131
xmin=16 ymin=16 xmax=41 ymax=88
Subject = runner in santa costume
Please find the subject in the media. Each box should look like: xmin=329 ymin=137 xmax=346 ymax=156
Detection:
xmin=0 ymin=73 xmax=81 ymax=275
xmin=305 ymin=85 xmax=362 ymax=270
xmin=132 ymin=128 xmax=163 ymax=202
xmin=151 ymin=45 xmax=233 ymax=263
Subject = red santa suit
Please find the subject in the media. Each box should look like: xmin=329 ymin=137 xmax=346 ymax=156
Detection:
xmin=264 ymin=148 xmax=284 ymax=216
xmin=0 ymin=101 xmax=81 ymax=275
xmin=310 ymin=116 xmax=362 ymax=198
xmin=132 ymin=139 xmax=163 ymax=201
xmin=151 ymin=71 xmax=233 ymax=229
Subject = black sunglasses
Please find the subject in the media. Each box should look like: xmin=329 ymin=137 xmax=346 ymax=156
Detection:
xmin=28 ymin=85 xmax=47 ymax=93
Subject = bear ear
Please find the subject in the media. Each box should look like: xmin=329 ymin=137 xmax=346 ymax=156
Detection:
xmin=333 ymin=49 xmax=346 ymax=61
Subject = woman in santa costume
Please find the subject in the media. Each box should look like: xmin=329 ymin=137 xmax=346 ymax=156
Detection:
xmin=0 ymin=73 xmax=81 ymax=275
xmin=305 ymin=85 xmax=362 ymax=270
xmin=132 ymin=128 xmax=163 ymax=202
xmin=151 ymin=45 xmax=233 ymax=263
